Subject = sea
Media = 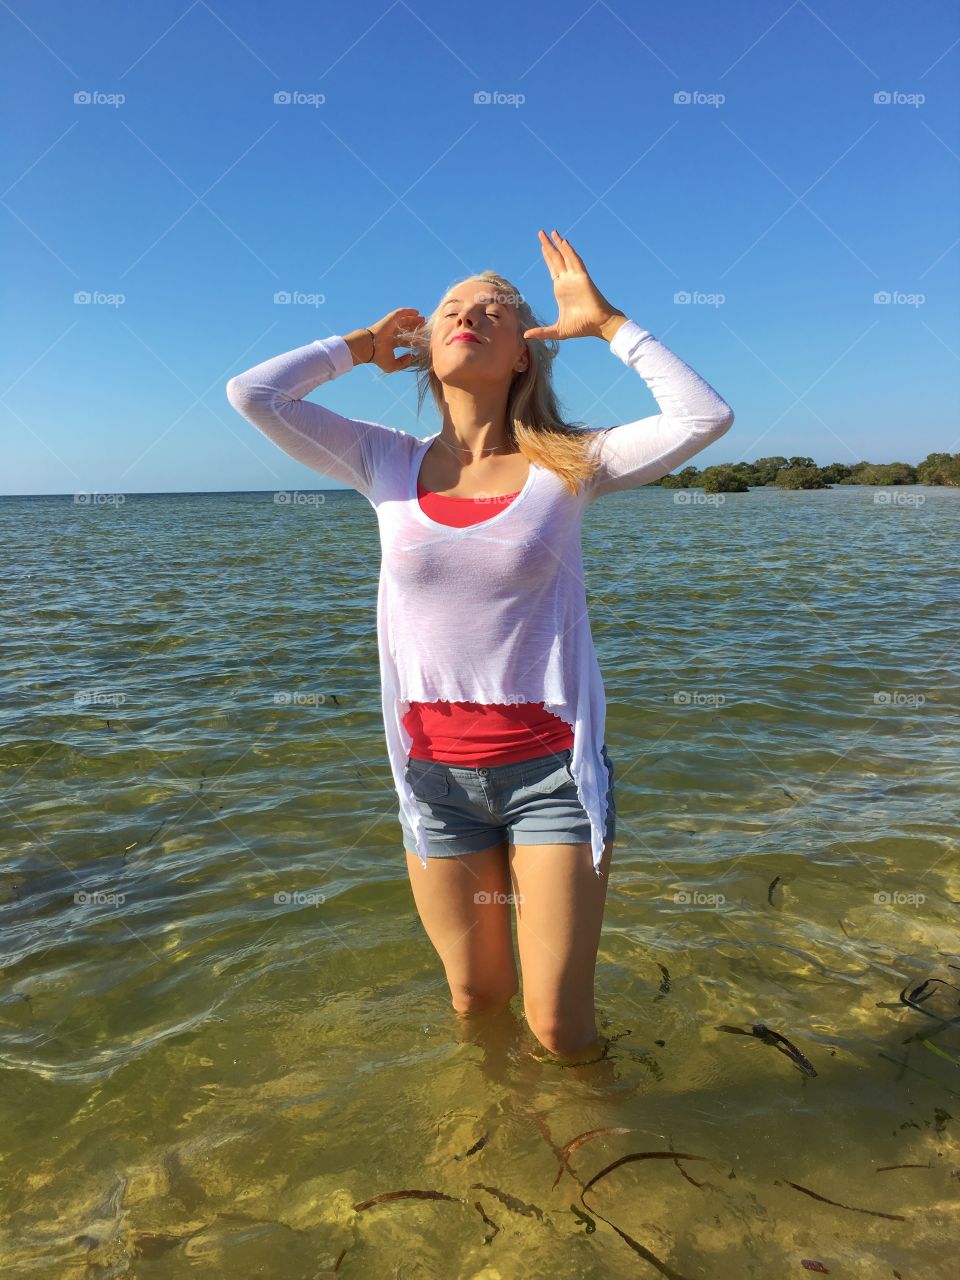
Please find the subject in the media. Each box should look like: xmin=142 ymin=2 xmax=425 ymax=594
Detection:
xmin=1 ymin=483 xmax=957 ymax=1278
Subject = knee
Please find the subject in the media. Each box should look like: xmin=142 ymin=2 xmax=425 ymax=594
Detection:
xmin=524 ymin=1003 xmax=595 ymax=1058
xmin=450 ymin=978 xmax=519 ymax=1014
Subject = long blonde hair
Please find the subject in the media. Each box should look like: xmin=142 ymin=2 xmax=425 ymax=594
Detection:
xmin=397 ymin=271 xmax=604 ymax=497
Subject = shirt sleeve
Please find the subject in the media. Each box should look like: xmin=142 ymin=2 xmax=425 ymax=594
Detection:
xmin=584 ymin=318 xmax=735 ymax=501
xmin=225 ymin=335 xmax=406 ymax=501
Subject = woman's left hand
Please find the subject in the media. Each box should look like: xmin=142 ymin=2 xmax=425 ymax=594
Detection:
xmin=523 ymin=229 xmax=624 ymax=342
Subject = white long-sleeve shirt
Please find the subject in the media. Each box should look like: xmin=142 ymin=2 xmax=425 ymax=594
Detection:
xmin=226 ymin=320 xmax=734 ymax=874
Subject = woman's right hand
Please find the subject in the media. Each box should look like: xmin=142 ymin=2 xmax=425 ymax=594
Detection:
xmin=346 ymin=308 xmax=425 ymax=372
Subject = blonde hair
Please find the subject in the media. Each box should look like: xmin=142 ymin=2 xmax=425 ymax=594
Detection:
xmin=396 ymin=270 xmax=605 ymax=497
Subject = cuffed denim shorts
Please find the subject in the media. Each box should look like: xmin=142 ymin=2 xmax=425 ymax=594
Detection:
xmin=399 ymin=743 xmax=616 ymax=857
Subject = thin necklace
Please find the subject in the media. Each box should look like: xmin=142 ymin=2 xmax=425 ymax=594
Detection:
xmin=435 ymin=436 xmax=517 ymax=458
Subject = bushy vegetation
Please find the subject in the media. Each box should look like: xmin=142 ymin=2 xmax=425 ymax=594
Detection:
xmin=654 ymin=452 xmax=960 ymax=493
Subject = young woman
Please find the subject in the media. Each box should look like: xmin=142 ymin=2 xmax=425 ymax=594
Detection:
xmin=226 ymin=229 xmax=734 ymax=1064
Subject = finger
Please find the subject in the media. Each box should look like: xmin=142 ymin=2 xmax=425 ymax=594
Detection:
xmin=557 ymin=234 xmax=586 ymax=273
xmin=551 ymin=229 xmax=584 ymax=273
xmin=537 ymin=228 xmax=565 ymax=275
xmin=523 ymin=326 xmax=557 ymax=341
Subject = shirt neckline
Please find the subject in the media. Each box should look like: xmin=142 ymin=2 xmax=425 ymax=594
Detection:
xmin=409 ymin=434 xmax=537 ymax=533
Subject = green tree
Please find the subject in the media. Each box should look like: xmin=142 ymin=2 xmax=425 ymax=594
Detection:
xmin=854 ymin=462 xmax=917 ymax=485
xmin=775 ymin=465 xmax=827 ymax=490
xmin=730 ymin=461 xmax=761 ymax=485
xmin=788 ymin=456 xmax=816 ymax=469
xmin=916 ymin=452 xmax=960 ymax=486
xmin=847 ymin=461 xmax=872 ymax=481
xmin=818 ymin=462 xmax=853 ymax=484
xmin=702 ymin=465 xmax=749 ymax=493
xmin=753 ymin=456 xmax=789 ymax=485
xmin=654 ymin=463 xmax=701 ymax=489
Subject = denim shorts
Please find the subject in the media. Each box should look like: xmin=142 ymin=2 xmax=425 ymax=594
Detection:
xmin=399 ymin=743 xmax=616 ymax=857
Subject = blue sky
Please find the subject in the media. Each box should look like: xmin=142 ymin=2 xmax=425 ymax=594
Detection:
xmin=2 ymin=0 xmax=958 ymax=495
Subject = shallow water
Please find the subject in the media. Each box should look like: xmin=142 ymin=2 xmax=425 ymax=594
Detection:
xmin=1 ymin=484 xmax=957 ymax=1278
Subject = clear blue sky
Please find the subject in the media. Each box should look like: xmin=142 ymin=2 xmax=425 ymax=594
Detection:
xmin=2 ymin=0 xmax=958 ymax=495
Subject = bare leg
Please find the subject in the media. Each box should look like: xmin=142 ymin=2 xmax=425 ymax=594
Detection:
xmin=404 ymin=841 xmax=519 ymax=1013
xmin=508 ymin=838 xmax=614 ymax=1061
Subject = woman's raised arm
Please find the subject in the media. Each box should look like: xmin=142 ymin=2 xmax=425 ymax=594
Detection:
xmin=585 ymin=319 xmax=735 ymax=500
xmin=225 ymin=308 xmax=423 ymax=501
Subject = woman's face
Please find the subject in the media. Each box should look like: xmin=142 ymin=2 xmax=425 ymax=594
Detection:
xmin=430 ymin=278 xmax=529 ymax=390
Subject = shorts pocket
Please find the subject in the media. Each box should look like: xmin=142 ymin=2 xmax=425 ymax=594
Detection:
xmin=521 ymin=754 xmax=575 ymax=795
xmin=404 ymin=761 xmax=450 ymax=801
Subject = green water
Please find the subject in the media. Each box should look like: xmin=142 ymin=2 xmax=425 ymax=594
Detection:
xmin=1 ymin=485 xmax=957 ymax=1278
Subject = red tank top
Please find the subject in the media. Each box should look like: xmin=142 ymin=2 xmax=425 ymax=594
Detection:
xmin=402 ymin=475 xmax=575 ymax=765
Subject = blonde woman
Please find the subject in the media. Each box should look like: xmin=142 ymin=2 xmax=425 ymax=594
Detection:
xmin=226 ymin=229 xmax=734 ymax=1064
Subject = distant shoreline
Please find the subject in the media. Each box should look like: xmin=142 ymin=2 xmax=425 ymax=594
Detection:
xmin=3 ymin=452 xmax=959 ymax=500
